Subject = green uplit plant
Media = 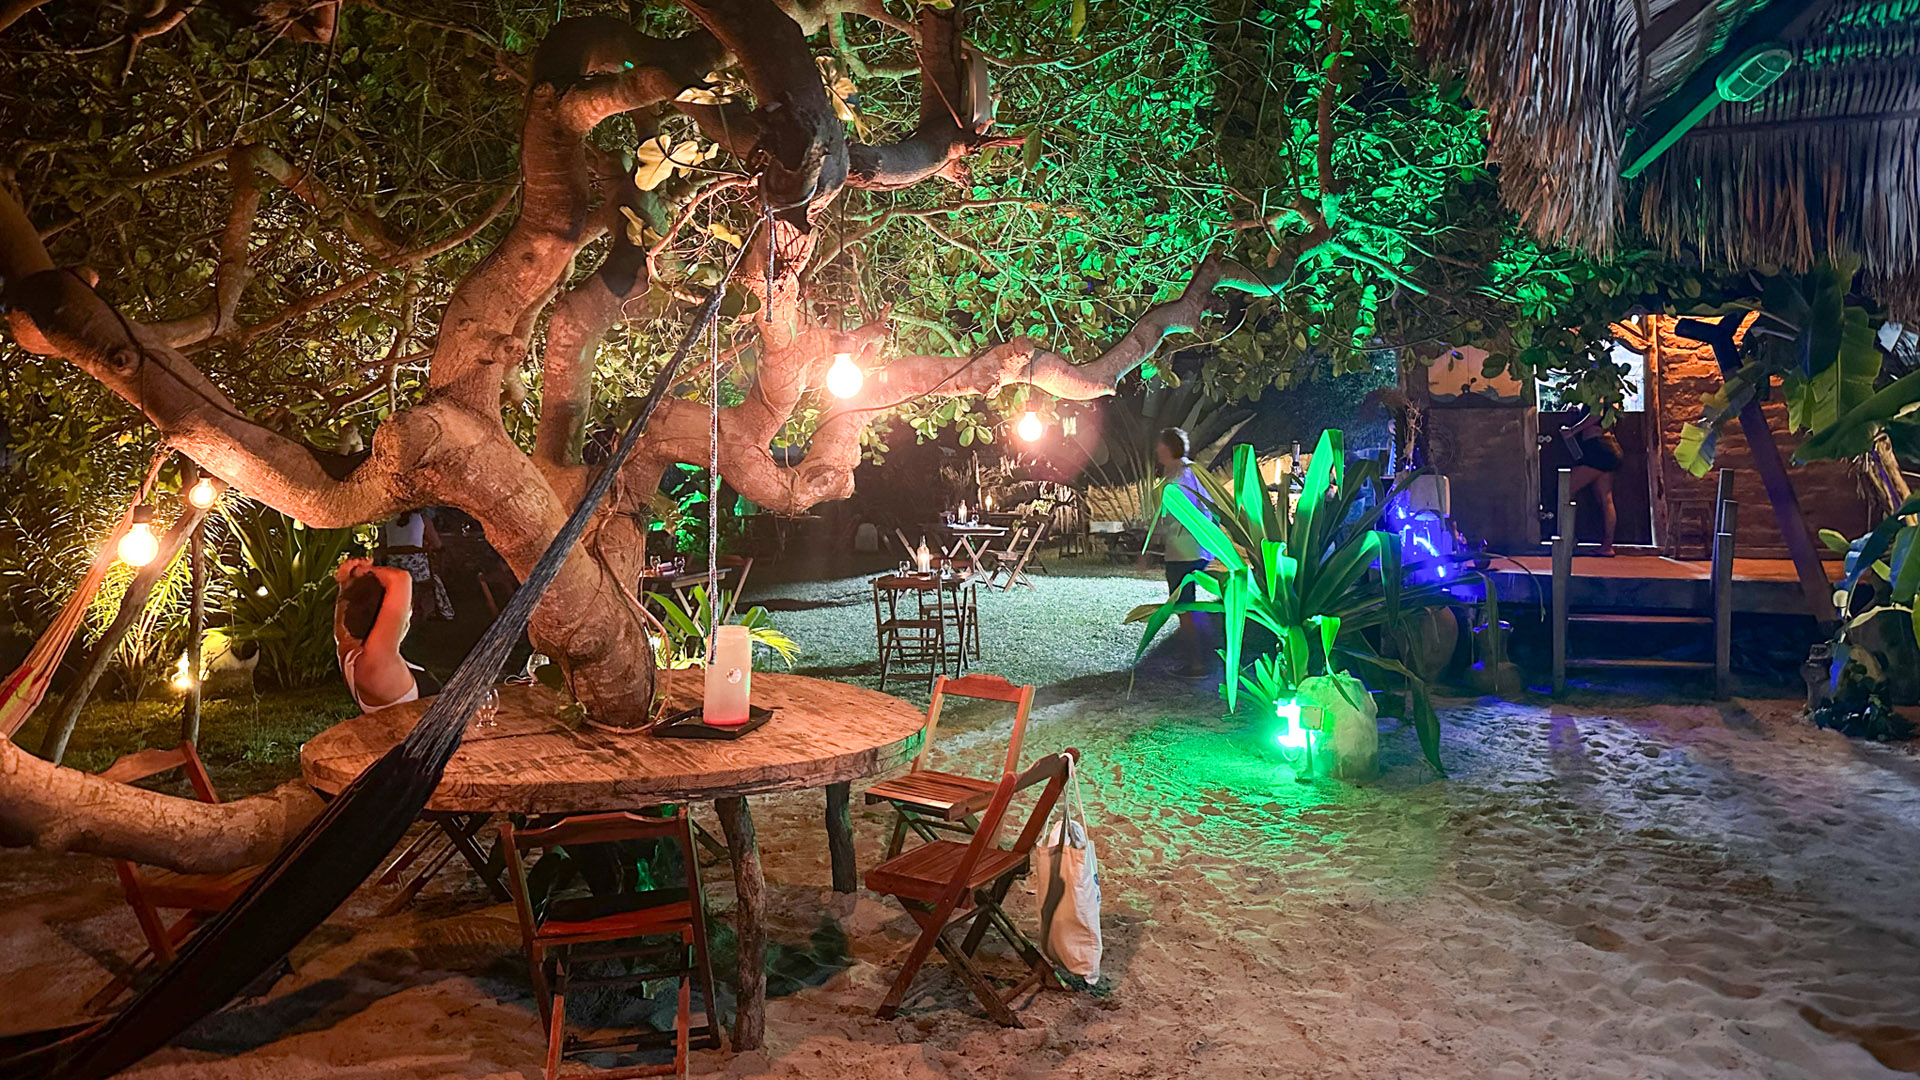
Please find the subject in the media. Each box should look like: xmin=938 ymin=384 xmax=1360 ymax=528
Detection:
xmin=649 ymin=584 xmax=798 ymax=671
xmin=1125 ymin=430 xmax=1462 ymax=773
xmin=214 ymin=504 xmax=357 ymax=690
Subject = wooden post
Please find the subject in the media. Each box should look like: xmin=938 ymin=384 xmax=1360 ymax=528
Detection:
xmin=181 ymin=508 xmax=206 ymax=746
xmin=40 ymin=506 xmax=207 ymax=763
xmin=1552 ymin=468 xmax=1573 ymax=694
xmin=714 ymin=795 xmax=765 ymax=1052
xmin=825 ymin=781 xmax=856 ymax=894
xmin=1714 ymin=499 xmax=1737 ymax=699
xmin=1674 ymin=316 xmax=1836 ymax=626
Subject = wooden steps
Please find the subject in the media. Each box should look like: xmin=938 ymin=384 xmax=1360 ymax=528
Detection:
xmin=1567 ymin=657 xmax=1716 ymax=671
xmin=1567 ymin=612 xmax=1712 ymax=626
xmin=1553 ymin=469 xmax=1736 ymax=698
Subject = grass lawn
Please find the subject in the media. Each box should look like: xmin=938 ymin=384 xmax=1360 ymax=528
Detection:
xmin=16 ymin=561 xmax=1176 ymax=795
xmin=12 ymin=685 xmax=361 ymax=797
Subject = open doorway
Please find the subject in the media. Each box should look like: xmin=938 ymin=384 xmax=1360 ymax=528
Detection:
xmin=1536 ymin=340 xmax=1654 ymax=548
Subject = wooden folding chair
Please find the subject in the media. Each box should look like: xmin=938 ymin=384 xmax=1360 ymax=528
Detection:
xmin=89 ymin=742 xmax=263 ymax=1010
xmin=865 ymin=674 xmax=1033 ymax=859
xmin=500 ymin=808 xmax=719 ymax=1080
xmin=986 ymin=517 xmax=1049 ymax=590
xmin=865 ymin=749 xmax=1080 ymax=1027
xmin=872 ymin=575 xmax=956 ymax=690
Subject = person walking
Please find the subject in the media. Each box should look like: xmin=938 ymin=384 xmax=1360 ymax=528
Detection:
xmin=1150 ymin=427 xmax=1213 ymax=679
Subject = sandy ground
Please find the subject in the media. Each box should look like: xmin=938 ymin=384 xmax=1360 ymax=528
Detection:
xmin=7 ymin=667 xmax=1920 ymax=1080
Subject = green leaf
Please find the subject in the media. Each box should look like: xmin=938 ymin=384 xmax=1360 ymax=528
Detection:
xmin=1673 ymin=421 xmax=1716 ymax=478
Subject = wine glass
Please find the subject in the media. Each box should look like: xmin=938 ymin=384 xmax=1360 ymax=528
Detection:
xmin=473 ymin=686 xmax=499 ymax=729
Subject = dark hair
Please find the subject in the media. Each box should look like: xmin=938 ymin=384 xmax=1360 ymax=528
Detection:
xmin=1157 ymin=427 xmax=1190 ymax=458
xmin=339 ymin=574 xmax=386 ymax=641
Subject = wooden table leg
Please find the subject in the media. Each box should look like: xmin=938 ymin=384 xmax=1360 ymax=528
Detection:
xmin=714 ymin=795 xmax=765 ymax=1052
xmin=825 ymin=782 xmax=855 ymax=893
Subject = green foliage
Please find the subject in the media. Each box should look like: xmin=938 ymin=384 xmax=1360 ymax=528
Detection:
xmin=1123 ymin=432 xmax=1459 ymax=773
xmin=1075 ymin=382 xmax=1251 ymax=526
xmin=648 ymin=585 xmax=798 ymax=671
xmin=213 ymin=504 xmax=355 ymax=690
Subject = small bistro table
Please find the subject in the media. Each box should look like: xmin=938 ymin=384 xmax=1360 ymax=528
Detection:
xmin=299 ymin=671 xmax=925 ymax=1052
xmin=936 ymin=521 xmax=1008 ymax=567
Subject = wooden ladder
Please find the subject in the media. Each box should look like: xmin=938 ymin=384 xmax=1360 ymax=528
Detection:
xmin=1552 ymin=469 xmax=1736 ymax=698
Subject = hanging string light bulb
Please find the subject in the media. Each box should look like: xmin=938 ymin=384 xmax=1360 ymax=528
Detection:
xmin=826 ymin=351 xmax=863 ymax=398
xmin=170 ymin=653 xmax=196 ymax=692
xmin=188 ymin=475 xmax=218 ymax=509
xmin=118 ymin=506 xmax=159 ymax=567
xmin=1016 ymin=410 xmax=1044 ymax=442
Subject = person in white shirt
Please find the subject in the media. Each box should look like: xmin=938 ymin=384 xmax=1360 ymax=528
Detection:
xmin=1151 ymin=427 xmax=1213 ymax=679
xmin=376 ymin=509 xmax=454 ymax=620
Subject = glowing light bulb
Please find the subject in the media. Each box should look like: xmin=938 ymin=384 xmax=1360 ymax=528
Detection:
xmin=1016 ymin=410 xmax=1044 ymax=442
xmin=187 ymin=477 xmax=217 ymax=509
xmin=1275 ymin=699 xmax=1309 ymax=750
xmin=826 ymin=352 xmax=863 ymax=398
xmin=171 ymin=653 xmax=195 ymax=692
xmin=255 ymin=585 xmax=269 ymax=597
xmin=118 ymin=507 xmax=159 ymax=567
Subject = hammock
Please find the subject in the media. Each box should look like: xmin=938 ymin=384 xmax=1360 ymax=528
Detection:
xmin=8 ymin=233 xmax=754 ymax=1080
xmin=0 ymin=453 xmax=168 ymax=741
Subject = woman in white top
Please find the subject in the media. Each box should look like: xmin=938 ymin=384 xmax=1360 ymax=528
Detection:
xmin=333 ymin=557 xmax=422 ymax=711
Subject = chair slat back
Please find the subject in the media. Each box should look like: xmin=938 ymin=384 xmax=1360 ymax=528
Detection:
xmin=937 ymin=750 xmax=1078 ymax=903
xmin=912 ymin=674 xmax=1035 ymax=777
xmin=98 ymin=742 xmax=219 ymax=804
xmin=506 ymin=809 xmax=686 ymax=852
xmin=498 ymin=808 xmax=700 ymax=948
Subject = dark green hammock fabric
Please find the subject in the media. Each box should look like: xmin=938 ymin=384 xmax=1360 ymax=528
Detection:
xmin=7 ymin=238 xmax=749 ymax=1080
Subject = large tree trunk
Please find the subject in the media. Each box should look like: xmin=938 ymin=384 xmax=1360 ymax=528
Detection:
xmin=0 ymin=735 xmax=324 ymax=873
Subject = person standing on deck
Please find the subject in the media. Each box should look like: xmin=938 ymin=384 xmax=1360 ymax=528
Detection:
xmin=1562 ymin=405 xmax=1623 ymax=557
xmin=1149 ymin=427 xmax=1213 ymax=679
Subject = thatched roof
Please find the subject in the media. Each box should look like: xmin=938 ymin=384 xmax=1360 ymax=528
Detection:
xmin=1410 ymin=0 xmax=1920 ymax=310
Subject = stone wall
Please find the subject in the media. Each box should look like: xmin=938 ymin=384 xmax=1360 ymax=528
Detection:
xmin=1639 ymin=317 xmax=1870 ymax=558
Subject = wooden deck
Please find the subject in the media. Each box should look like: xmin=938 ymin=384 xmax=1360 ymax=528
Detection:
xmin=1488 ymin=555 xmax=1822 ymax=616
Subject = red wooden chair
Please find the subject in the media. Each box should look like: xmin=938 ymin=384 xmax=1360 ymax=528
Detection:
xmin=865 ymin=749 xmax=1079 ymax=1027
xmin=499 ymin=808 xmax=718 ymax=1080
xmin=89 ymin=742 xmax=262 ymax=1009
xmin=864 ymin=674 xmax=1034 ymax=859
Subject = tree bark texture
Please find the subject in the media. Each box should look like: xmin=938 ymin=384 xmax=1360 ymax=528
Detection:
xmin=0 ymin=0 xmax=1332 ymax=867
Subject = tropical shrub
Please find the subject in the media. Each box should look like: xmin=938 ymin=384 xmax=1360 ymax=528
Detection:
xmin=649 ymin=585 xmax=798 ymax=671
xmin=212 ymin=505 xmax=357 ymax=690
xmin=1814 ymin=494 xmax=1920 ymax=723
xmin=1126 ymin=430 xmax=1467 ymax=773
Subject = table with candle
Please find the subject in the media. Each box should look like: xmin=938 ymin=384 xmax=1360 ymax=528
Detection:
xmin=301 ymin=671 xmax=925 ymax=1052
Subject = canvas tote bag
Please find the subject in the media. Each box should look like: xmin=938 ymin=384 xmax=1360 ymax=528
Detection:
xmin=1033 ymin=756 xmax=1102 ymax=981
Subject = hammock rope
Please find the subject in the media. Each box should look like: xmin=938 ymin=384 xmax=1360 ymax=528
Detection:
xmin=0 ymin=451 xmax=168 ymax=740
xmin=11 ymin=225 xmax=760 ymax=1080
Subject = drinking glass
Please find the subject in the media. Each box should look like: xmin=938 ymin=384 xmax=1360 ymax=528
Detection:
xmin=473 ymin=687 xmax=499 ymax=729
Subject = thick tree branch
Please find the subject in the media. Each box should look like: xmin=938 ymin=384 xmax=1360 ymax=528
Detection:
xmin=682 ymin=0 xmax=847 ymax=218
xmin=427 ymin=19 xmax=720 ymax=410
xmin=844 ymin=3 xmax=1014 ymax=190
xmin=0 ymin=736 xmax=323 ymax=874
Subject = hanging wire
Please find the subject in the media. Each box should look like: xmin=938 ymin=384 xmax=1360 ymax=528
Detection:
xmin=707 ymin=285 xmax=722 ymax=658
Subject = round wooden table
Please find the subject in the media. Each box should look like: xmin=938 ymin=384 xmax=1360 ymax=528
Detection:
xmin=299 ymin=671 xmax=924 ymax=1052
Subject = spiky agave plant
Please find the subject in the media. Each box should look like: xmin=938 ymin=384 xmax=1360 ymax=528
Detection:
xmin=1125 ymin=430 xmax=1468 ymax=773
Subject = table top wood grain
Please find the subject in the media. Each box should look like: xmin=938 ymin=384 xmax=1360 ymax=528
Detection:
xmin=299 ymin=671 xmax=925 ymax=813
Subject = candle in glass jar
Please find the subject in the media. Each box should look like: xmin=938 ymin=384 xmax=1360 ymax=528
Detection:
xmin=916 ymin=539 xmax=932 ymax=573
xmin=704 ymin=624 xmax=753 ymax=725
xmin=957 ymin=500 xmax=969 ymax=522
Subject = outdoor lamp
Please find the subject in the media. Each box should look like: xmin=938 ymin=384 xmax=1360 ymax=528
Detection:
xmin=187 ymin=476 xmax=218 ymax=509
xmin=118 ymin=505 xmax=159 ymax=567
xmin=1275 ymin=698 xmax=1312 ymax=751
xmin=170 ymin=653 xmax=195 ymax=692
xmin=826 ymin=352 xmax=863 ymax=398
xmin=1016 ymin=410 xmax=1044 ymax=442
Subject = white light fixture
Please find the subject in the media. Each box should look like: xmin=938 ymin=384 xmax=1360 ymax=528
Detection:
xmin=170 ymin=653 xmax=196 ymax=692
xmin=187 ymin=476 xmax=217 ymax=509
xmin=826 ymin=352 xmax=863 ymax=398
xmin=1016 ymin=410 xmax=1044 ymax=442
xmin=118 ymin=506 xmax=159 ymax=567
